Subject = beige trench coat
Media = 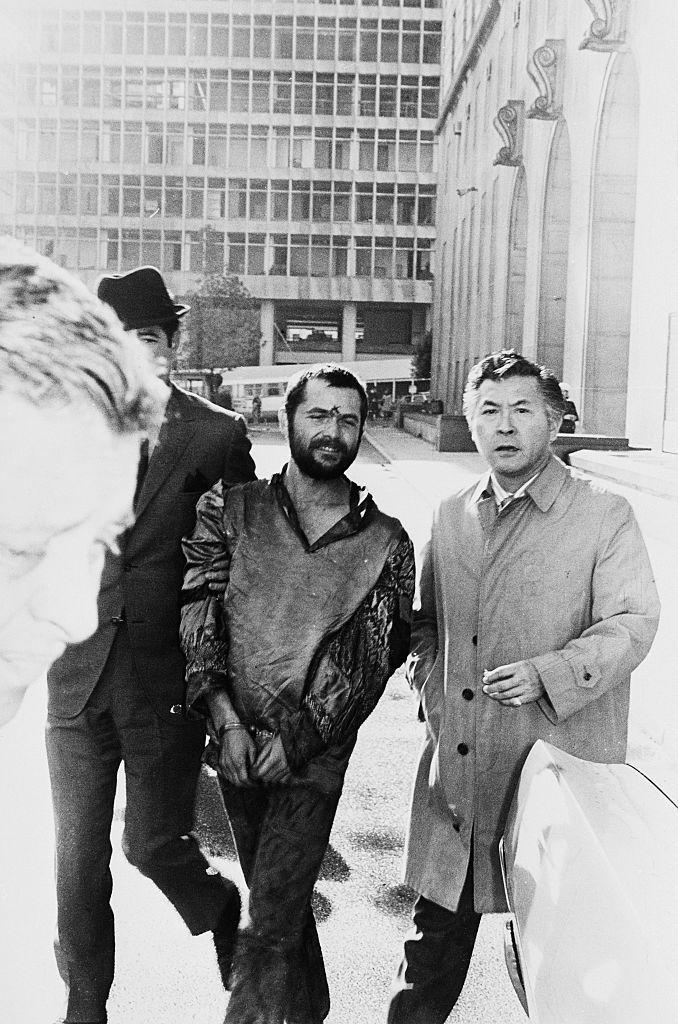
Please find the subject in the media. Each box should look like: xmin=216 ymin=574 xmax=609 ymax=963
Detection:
xmin=403 ymin=456 xmax=660 ymax=913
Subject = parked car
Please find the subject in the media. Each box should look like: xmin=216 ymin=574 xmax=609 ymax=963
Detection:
xmin=500 ymin=740 xmax=678 ymax=1022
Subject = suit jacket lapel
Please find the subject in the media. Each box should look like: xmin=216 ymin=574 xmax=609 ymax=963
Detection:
xmin=134 ymin=386 xmax=198 ymax=519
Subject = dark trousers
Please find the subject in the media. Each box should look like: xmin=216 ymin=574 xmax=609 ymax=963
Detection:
xmin=387 ymin=857 xmax=481 ymax=1024
xmin=46 ymin=627 xmax=229 ymax=1023
xmin=219 ymin=779 xmax=341 ymax=1024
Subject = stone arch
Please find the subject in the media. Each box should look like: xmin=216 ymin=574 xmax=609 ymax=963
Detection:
xmin=505 ymin=166 xmax=528 ymax=351
xmin=537 ymin=119 xmax=572 ymax=379
xmin=584 ymin=51 xmax=640 ymax=434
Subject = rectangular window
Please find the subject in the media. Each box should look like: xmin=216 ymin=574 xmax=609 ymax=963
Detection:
xmin=359 ymin=132 xmax=374 ymax=171
xmin=355 ymin=239 xmax=371 ymax=277
xmin=270 ymin=235 xmax=288 ymax=275
xmin=249 ymin=180 xmax=267 ymax=220
xmin=338 ymin=20 xmax=356 ymax=60
xmin=60 ymin=122 xmax=78 ymax=161
xmin=291 ymin=182 xmax=310 ymax=220
xmin=211 ymin=15 xmax=228 ymax=57
xmin=82 ymin=68 xmax=100 ymax=107
xmin=168 ymin=14 xmax=186 ymax=56
xmin=274 ymin=127 xmax=290 ymax=168
xmin=332 ymin=237 xmax=348 ymax=276
xmin=230 ymin=72 xmax=249 ymax=113
xmin=418 ymin=187 xmax=436 ymax=226
xmin=61 ymin=67 xmax=79 ymax=107
xmin=291 ymin=129 xmax=313 ymax=170
xmin=141 ymin=230 xmax=162 ymax=268
xmin=380 ymin=21 xmax=399 ymax=62
xmin=335 ymin=131 xmax=352 ymax=169
xmin=37 ymin=173 xmax=56 ymax=214
xmin=394 ymin=239 xmax=414 ymax=279
xmin=189 ymin=71 xmax=207 ymax=111
xmin=102 ymin=176 xmax=119 ymax=215
xmin=333 ymin=183 xmax=351 ymax=221
xmin=166 ymin=126 xmax=184 ymax=165
xmin=356 ymin=184 xmax=373 ymax=222
xmin=228 ymin=179 xmax=247 ymax=219
xmin=81 ymin=175 xmax=99 ymax=215
xmin=377 ymin=133 xmax=396 ymax=172
xmin=290 ymin=235 xmax=309 ymax=276
xmin=312 ymin=183 xmax=331 ymax=221
xmin=248 ymin=234 xmax=265 ymax=275
xmin=164 ymin=231 xmax=182 ymax=271
xmin=146 ymin=124 xmax=163 ymax=164
xmin=296 ymin=18 xmax=314 ymax=60
xmin=374 ymin=238 xmax=393 ymax=278
xmin=189 ymin=14 xmax=208 ymax=57
xmin=379 ymin=76 xmax=397 ymax=117
xmin=315 ymin=130 xmax=332 ymax=169
xmin=228 ymin=233 xmax=246 ymax=274
xmin=397 ymin=187 xmax=416 ymax=224
xmin=143 ymin=179 xmax=162 ymax=218
xmin=250 ymin=127 xmax=268 ymax=168
xmin=252 ymin=72 xmax=270 ymax=114
xmin=228 ymin=127 xmax=247 ymax=169
xmin=165 ymin=177 xmax=183 ymax=217
xmin=273 ymin=73 xmax=292 ymax=114
xmin=274 ymin=18 xmax=293 ymax=59
xmin=423 ymin=23 xmax=442 ymax=63
xmin=122 ymin=176 xmax=141 ymax=218
xmin=81 ymin=121 xmax=99 ymax=162
xmin=294 ymin=74 xmax=313 ymax=116
xmin=316 ymin=78 xmax=334 ymax=117
xmin=232 ymin=16 xmax=251 ymax=58
xmin=206 ymin=178 xmax=225 ymax=218
xmin=360 ymin=21 xmax=378 ymax=61
xmin=336 ymin=76 xmax=354 ymax=116
xmin=401 ymin=22 xmax=420 ymax=63
xmin=253 ymin=16 xmax=271 ymax=58
xmin=310 ymin=235 xmax=331 ymax=277
xmin=317 ymin=19 xmax=335 ymax=60
xmin=187 ymin=178 xmax=204 ymax=218
xmin=210 ymin=70 xmax=229 ymax=111
xmin=375 ymin=185 xmax=394 ymax=224
xmin=421 ymin=77 xmax=440 ymax=118
xmin=189 ymin=125 xmax=205 ymax=165
xmin=124 ymin=69 xmax=144 ymax=109
xmin=147 ymin=16 xmax=166 ymax=56
xmin=272 ymin=181 xmax=289 ymax=220
xmin=208 ymin=125 xmax=228 ymax=167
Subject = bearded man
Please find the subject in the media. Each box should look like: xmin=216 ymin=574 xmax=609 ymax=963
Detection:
xmin=180 ymin=363 xmax=415 ymax=1024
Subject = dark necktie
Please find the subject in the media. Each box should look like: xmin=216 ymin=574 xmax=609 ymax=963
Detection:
xmin=133 ymin=438 xmax=150 ymax=510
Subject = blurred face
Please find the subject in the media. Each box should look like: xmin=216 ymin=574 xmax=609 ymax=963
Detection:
xmin=133 ymin=324 xmax=174 ymax=382
xmin=287 ymin=379 xmax=363 ymax=480
xmin=0 ymin=394 xmax=139 ymax=718
xmin=470 ymin=376 xmax=558 ymax=490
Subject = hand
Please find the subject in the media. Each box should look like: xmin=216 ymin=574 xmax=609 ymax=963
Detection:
xmin=206 ymin=551 xmax=230 ymax=594
xmin=250 ymin=734 xmax=291 ymax=785
xmin=482 ymin=660 xmax=544 ymax=707
xmin=217 ymin=725 xmax=258 ymax=786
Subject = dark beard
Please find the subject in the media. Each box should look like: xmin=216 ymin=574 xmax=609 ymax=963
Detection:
xmin=289 ymin=431 xmax=358 ymax=480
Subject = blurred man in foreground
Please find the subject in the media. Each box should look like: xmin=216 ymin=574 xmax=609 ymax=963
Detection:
xmin=0 ymin=238 xmax=161 ymax=729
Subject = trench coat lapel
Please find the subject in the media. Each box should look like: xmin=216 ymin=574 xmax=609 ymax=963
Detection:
xmin=134 ymin=386 xmax=197 ymax=520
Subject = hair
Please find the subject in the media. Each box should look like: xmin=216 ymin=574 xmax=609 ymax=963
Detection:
xmin=462 ymin=350 xmax=565 ymax=426
xmin=284 ymin=362 xmax=369 ymax=427
xmin=0 ymin=236 xmax=162 ymax=435
xmin=157 ymin=315 xmax=180 ymax=346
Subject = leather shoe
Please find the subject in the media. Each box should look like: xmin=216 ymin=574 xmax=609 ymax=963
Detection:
xmin=212 ymin=880 xmax=242 ymax=990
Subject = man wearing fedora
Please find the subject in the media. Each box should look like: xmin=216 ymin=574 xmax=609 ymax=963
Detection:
xmin=46 ymin=266 xmax=256 ymax=1024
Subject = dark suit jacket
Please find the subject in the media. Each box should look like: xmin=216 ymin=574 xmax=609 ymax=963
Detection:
xmin=47 ymin=384 xmax=255 ymax=720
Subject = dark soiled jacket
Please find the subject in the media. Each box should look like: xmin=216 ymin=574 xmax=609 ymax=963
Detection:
xmin=180 ymin=475 xmax=415 ymax=793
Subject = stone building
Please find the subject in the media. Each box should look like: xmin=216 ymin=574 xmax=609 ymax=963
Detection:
xmin=433 ymin=0 xmax=678 ymax=449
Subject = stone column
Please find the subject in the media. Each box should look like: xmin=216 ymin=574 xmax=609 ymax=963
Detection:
xmin=259 ymin=300 xmax=275 ymax=366
xmin=341 ymin=302 xmax=357 ymax=363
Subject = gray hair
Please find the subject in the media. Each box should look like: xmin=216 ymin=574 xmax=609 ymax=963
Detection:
xmin=0 ymin=237 xmax=161 ymax=434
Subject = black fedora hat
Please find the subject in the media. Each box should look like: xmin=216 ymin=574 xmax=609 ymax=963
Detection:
xmin=96 ymin=266 xmax=190 ymax=331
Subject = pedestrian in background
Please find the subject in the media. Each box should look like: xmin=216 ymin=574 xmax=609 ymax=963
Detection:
xmin=181 ymin=363 xmax=415 ymax=1024
xmin=0 ymin=238 xmax=161 ymax=730
xmin=560 ymin=382 xmax=579 ymax=434
xmin=46 ymin=265 xmax=256 ymax=1024
xmin=388 ymin=350 xmax=660 ymax=1024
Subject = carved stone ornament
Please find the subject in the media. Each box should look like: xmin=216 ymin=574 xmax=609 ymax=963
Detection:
xmin=527 ymin=40 xmax=565 ymax=120
xmin=493 ymin=100 xmax=525 ymax=166
xmin=580 ymin=0 xmax=629 ymax=52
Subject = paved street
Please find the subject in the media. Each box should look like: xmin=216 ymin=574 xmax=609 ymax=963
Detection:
xmin=2 ymin=424 xmax=676 ymax=1024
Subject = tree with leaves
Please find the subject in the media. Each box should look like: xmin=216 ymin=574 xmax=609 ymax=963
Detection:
xmin=176 ymin=273 xmax=262 ymax=372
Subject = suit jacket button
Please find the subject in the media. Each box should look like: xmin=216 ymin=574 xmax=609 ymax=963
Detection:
xmin=462 ymin=688 xmax=474 ymax=701
xmin=472 ymin=634 xmax=478 ymax=645
xmin=110 ymin=614 xmax=125 ymax=625
xmin=123 ymin=563 xmax=133 ymax=573
xmin=170 ymin=703 xmax=184 ymax=715
xmin=583 ymin=671 xmax=592 ymax=681
xmin=457 ymin=742 xmax=469 ymax=756
xmin=453 ymin=822 xmax=461 ymax=832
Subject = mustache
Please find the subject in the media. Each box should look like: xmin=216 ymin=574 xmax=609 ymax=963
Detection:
xmin=310 ymin=438 xmax=347 ymax=452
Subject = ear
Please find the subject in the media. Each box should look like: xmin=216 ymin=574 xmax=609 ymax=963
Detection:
xmin=548 ymin=412 xmax=562 ymax=442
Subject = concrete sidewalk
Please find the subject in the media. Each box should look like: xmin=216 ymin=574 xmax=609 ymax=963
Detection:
xmin=364 ymin=422 xmax=678 ymax=803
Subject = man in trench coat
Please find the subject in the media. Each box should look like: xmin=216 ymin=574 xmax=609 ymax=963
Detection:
xmin=387 ymin=350 xmax=660 ymax=1024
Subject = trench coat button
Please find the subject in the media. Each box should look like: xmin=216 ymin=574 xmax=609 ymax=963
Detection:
xmin=462 ymin=688 xmax=474 ymax=701
xmin=170 ymin=703 xmax=184 ymax=715
xmin=583 ymin=671 xmax=592 ymax=681
xmin=457 ymin=742 xmax=469 ymax=755
xmin=472 ymin=634 xmax=478 ymax=645
xmin=453 ymin=822 xmax=461 ymax=833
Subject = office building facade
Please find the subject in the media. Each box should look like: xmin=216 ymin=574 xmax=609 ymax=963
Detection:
xmin=1 ymin=0 xmax=441 ymax=366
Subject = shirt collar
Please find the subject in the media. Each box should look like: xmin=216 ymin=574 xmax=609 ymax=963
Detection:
xmin=473 ymin=454 xmax=567 ymax=512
